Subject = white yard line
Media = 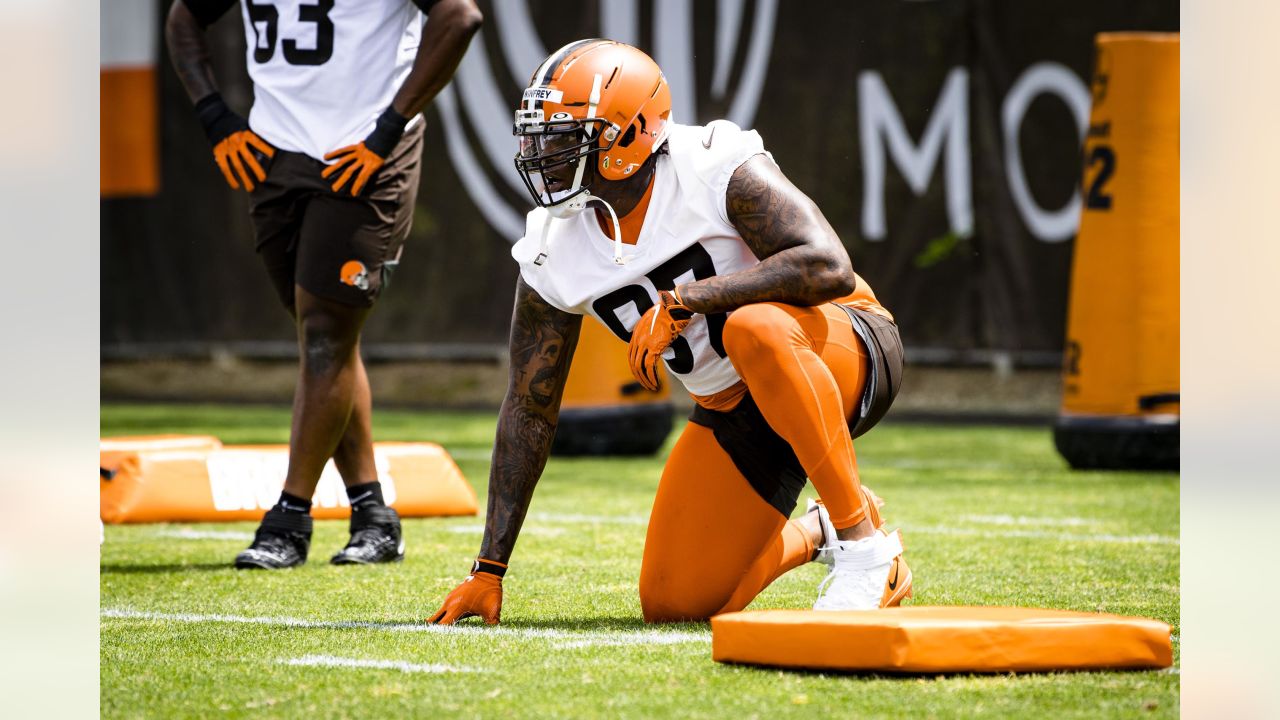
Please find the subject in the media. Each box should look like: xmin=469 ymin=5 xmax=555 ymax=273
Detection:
xmin=444 ymin=448 xmax=494 ymax=461
xmin=156 ymin=529 xmax=254 ymax=541
xmin=446 ymin=524 xmax=564 ymax=537
xmin=101 ymin=608 xmax=708 ymax=647
xmin=281 ymin=654 xmax=474 ymax=674
xmin=901 ymin=525 xmax=1179 ymax=545
xmin=960 ymin=514 xmax=1097 ymax=528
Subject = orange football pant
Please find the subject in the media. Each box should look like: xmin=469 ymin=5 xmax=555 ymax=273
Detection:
xmin=725 ymin=302 xmax=871 ymax=529
xmin=639 ymin=302 xmax=872 ymax=622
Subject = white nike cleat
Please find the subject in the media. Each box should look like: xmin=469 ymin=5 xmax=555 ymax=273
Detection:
xmin=813 ymin=528 xmax=912 ymax=611
xmin=806 ymin=486 xmax=887 ymax=567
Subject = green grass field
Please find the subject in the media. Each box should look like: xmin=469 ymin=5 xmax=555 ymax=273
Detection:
xmin=100 ymin=403 xmax=1179 ymax=719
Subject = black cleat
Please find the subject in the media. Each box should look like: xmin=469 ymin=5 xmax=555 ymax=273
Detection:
xmin=330 ymin=505 xmax=405 ymax=565
xmin=235 ymin=509 xmax=312 ymax=569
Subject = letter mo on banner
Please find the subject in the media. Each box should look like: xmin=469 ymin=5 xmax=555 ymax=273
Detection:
xmin=859 ymin=62 xmax=1090 ymax=244
xmin=436 ymin=2 xmax=1090 ymax=247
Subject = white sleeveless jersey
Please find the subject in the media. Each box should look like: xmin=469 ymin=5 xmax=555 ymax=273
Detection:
xmin=512 ymin=121 xmax=771 ymax=397
xmin=238 ymin=0 xmax=423 ymax=160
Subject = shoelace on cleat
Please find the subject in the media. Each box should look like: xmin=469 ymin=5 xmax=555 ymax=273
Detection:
xmin=343 ymin=527 xmax=395 ymax=551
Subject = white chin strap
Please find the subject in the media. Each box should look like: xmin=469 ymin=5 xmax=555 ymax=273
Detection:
xmin=593 ymin=196 xmax=630 ymax=265
xmin=533 ymin=193 xmax=629 ymax=266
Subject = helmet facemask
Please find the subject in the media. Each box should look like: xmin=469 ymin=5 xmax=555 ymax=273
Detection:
xmin=513 ymin=41 xmax=671 ymax=265
xmin=513 ymin=115 xmax=617 ymax=217
xmin=513 ymin=71 xmax=621 ymax=219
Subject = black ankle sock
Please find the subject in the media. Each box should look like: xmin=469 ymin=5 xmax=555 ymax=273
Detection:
xmin=274 ymin=491 xmax=312 ymax=514
xmin=345 ymin=481 xmax=385 ymax=510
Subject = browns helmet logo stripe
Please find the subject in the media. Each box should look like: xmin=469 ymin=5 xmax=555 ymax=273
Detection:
xmin=528 ymin=39 xmax=604 ymax=109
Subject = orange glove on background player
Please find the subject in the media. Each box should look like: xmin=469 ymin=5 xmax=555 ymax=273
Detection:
xmin=323 ymin=106 xmax=410 ymax=196
xmin=426 ymin=559 xmax=506 ymax=625
xmin=194 ymin=92 xmax=274 ymax=192
xmin=628 ymin=288 xmax=695 ymax=392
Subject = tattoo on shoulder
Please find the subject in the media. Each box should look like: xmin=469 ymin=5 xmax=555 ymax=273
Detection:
xmin=725 ymin=154 xmax=810 ymax=260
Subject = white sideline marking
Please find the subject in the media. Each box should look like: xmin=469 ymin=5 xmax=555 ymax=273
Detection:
xmin=282 ymin=654 xmax=474 ymax=674
xmin=101 ymin=608 xmax=708 ymax=648
xmin=960 ymin=514 xmax=1096 ymax=528
xmin=157 ymin=529 xmax=254 ymax=541
xmin=902 ymin=525 xmax=1179 ymax=546
xmin=446 ymin=448 xmax=493 ymax=461
xmin=447 ymin=449 xmax=1033 ymax=472
xmin=530 ymin=512 xmax=649 ymax=526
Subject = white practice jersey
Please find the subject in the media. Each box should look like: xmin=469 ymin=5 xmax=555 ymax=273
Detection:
xmin=512 ymin=121 xmax=771 ymax=397
xmin=237 ymin=0 xmax=424 ymax=160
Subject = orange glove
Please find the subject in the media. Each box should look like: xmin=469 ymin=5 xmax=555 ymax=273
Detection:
xmin=194 ymin=92 xmax=275 ymax=192
xmin=213 ymin=131 xmax=274 ymax=191
xmin=322 ymin=143 xmax=386 ymax=196
xmin=426 ymin=559 xmax=506 ymax=625
xmin=322 ymin=106 xmax=409 ymax=196
xmin=628 ymin=288 xmax=695 ymax=392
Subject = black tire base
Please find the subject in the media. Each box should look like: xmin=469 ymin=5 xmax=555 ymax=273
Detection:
xmin=551 ymin=403 xmax=675 ymax=457
xmin=1053 ymin=414 xmax=1179 ymax=471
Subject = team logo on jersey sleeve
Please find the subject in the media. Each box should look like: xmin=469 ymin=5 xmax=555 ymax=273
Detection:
xmin=340 ymin=260 xmax=370 ymax=290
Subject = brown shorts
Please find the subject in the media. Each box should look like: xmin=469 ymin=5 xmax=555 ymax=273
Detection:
xmin=247 ymin=122 xmax=423 ymax=310
xmin=836 ymin=305 xmax=905 ymax=439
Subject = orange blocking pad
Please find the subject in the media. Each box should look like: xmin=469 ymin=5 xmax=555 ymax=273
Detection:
xmin=101 ymin=436 xmax=477 ymax=523
xmin=712 ymin=607 xmax=1172 ymax=674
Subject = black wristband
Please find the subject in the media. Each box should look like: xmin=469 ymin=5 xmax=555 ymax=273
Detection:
xmin=472 ymin=558 xmax=507 ymax=578
xmin=364 ymin=106 xmax=410 ymax=158
xmin=194 ymin=92 xmax=248 ymax=147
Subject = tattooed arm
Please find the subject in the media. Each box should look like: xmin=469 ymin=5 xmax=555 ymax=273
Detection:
xmin=676 ymin=154 xmax=856 ymax=315
xmin=165 ymin=1 xmax=224 ymax=103
xmin=477 ymin=279 xmax=583 ymax=565
xmin=390 ymin=0 xmax=483 ymax=118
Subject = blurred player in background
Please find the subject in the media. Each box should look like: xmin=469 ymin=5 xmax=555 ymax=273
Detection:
xmin=165 ymin=0 xmax=482 ymax=568
xmin=428 ymin=40 xmax=909 ymax=625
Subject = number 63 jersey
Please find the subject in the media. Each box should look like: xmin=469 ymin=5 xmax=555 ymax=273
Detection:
xmin=513 ymin=121 xmax=772 ymax=398
xmin=188 ymin=0 xmax=426 ymax=160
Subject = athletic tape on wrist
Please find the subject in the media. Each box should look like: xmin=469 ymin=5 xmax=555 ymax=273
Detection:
xmin=364 ymin=106 xmax=410 ymax=158
xmin=472 ymin=557 xmax=507 ymax=578
xmin=194 ymin=92 xmax=248 ymax=147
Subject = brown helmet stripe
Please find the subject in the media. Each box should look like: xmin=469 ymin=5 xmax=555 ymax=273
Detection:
xmin=533 ymin=38 xmax=601 ymax=88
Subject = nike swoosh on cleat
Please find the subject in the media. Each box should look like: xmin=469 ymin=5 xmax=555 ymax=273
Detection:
xmin=887 ymin=562 xmax=899 ymax=591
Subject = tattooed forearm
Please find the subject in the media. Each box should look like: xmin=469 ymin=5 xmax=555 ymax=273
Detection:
xmin=478 ymin=279 xmax=583 ymax=564
xmin=679 ymin=155 xmax=856 ymax=315
xmin=165 ymin=1 xmax=219 ymax=103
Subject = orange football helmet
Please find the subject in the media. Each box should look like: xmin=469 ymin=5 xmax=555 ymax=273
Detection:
xmin=513 ymin=39 xmax=672 ymax=218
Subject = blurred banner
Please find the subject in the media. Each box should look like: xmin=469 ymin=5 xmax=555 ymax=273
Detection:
xmin=100 ymin=0 xmax=1177 ymax=363
xmin=101 ymin=0 xmax=159 ymax=197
